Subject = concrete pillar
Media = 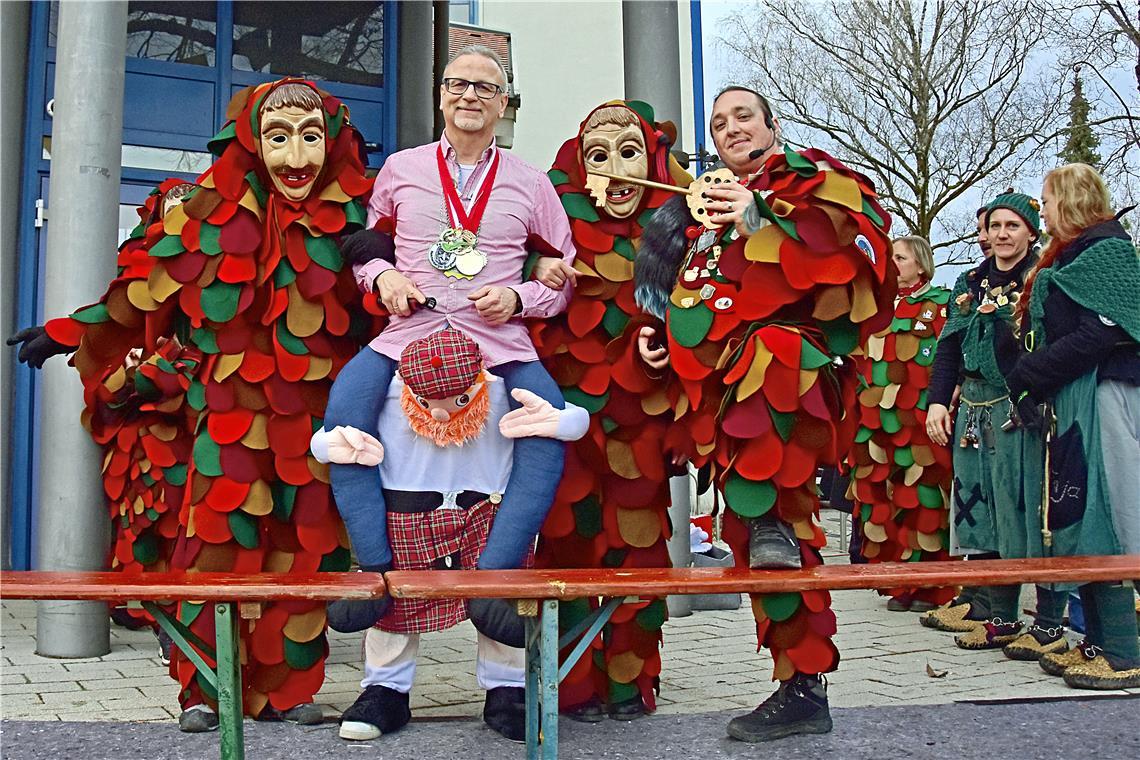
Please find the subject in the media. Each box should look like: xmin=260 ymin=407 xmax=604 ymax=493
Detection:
xmin=432 ymin=1 xmax=450 ymax=139
xmin=35 ymin=0 xmax=127 ymax=658
xmin=622 ymin=0 xmax=684 ymax=146
xmin=396 ymin=1 xmax=435 ymax=150
xmin=0 ymin=0 xmax=30 ymax=571
xmin=623 ymin=0 xmax=692 ymax=616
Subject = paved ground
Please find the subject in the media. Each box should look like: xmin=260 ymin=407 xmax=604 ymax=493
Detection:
xmin=3 ymin=511 xmax=1138 ymax=753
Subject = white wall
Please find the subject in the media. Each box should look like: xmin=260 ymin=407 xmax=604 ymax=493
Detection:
xmin=478 ymin=1 xmax=697 ymax=170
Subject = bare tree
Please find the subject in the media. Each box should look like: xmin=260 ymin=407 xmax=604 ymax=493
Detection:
xmin=717 ymin=0 xmax=1079 ymax=268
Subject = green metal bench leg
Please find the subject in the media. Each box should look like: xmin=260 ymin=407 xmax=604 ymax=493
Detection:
xmin=540 ymin=599 xmax=559 ymax=760
xmin=525 ymin=615 xmax=540 ymax=759
xmin=214 ymin=602 xmax=244 ymax=760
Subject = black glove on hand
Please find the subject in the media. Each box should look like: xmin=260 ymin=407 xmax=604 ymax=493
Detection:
xmin=326 ymin=563 xmax=392 ymax=633
xmin=341 ymin=228 xmax=396 ymax=269
xmin=7 ymin=326 xmax=72 ymax=368
xmin=1010 ymin=393 xmax=1043 ymax=431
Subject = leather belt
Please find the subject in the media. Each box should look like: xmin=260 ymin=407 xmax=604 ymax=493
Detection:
xmin=382 ymin=489 xmax=489 ymax=513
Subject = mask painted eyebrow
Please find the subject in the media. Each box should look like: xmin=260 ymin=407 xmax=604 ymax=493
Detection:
xmin=261 ymin=115 xmax=325 ymax=134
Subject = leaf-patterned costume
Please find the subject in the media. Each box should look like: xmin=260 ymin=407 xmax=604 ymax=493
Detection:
xmin=530 ymin=101 xmax=691 ymax=711
xmin=848 ymin=282 xmax=955 ymax=606
xmin=635 ymin=147 xmax=895 ymax=680
xmin=43 ymin=79 xmax=377 ymax=716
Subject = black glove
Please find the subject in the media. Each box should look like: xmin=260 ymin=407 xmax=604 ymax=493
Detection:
xmin=467 ymin=598 xmax=526 ymax=648
xmin=341 ymin=228 xmax=396 ymax=269
xmin=1008 ymin=392 xmax=1043 ymax=431
xmin=326 ymin=563 xmax=392 ymax=633
xmin=7 ymin=326 xmax=73 ymax=368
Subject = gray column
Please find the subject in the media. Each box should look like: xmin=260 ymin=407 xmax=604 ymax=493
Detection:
xmin=35 ymin=0 xmax=127 ymax=658
xmin=432 ymin=1 xmax=450 ymax=139
xmin=622 ymin=0 xmax=684 ymax=145
xmin=623 ymin=0 xmax=692 ymax=615
xmin=0 ymin=0 xmax=31 ymax=571
xmin=396 ymin=1 xmax=436 ymax=150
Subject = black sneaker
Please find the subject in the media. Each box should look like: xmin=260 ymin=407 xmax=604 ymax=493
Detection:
xmin=565 ymin=696 xmax=606 ymax=723
xmin=726 ymin=673 xmax=832 ymax=742
xmin=607 ymin=694 xmax=646 ymax=721
xmin=258 ymin=702 xmax=325 ymax=725
xmin=178 ymin=705 xmax=219 ymax=733
xmin=483 ymin=686 xmax=526 ymax=742
xmin=156 ymin=628 xmax=173 ymax=666
xmin=747 ymin=515 xmax=802 ymax=569
xmin=339 ymin=685 xmax=411 ymax=741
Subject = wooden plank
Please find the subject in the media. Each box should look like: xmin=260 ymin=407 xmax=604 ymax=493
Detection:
xmin=0 ymin=571 xmax=386 ymax=602
xmin=386 ymin=555 xmax=1140 ymax=600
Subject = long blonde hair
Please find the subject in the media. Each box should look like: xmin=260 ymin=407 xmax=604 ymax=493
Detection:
xmin=1043 ymin=163 xmax=1113 ymax=241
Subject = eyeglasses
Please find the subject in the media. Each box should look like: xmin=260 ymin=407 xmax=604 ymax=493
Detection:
xmin=442 ymin=78 xmax=503 ymax=100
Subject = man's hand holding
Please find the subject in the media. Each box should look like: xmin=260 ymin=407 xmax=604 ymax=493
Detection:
xmin=703 ymin=180 xmax=756 ymax=238
xmin=638 ymin=326 xmax=669 ymax=371
xmin=468 ymin=286 xmax=520 ymax=325
xmin=532 ymin=258 xmax=578 ymax=290
xmin=374 ymin=269 xmax=427 ymax=317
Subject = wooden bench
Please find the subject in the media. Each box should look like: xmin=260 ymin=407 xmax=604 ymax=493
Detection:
xmin=0 ymin=571 xmax=387 ymax=760
xmin=385 ymin=555 xmax=1140 ymax=760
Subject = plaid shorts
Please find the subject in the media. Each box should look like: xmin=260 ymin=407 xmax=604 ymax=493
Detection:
xmin=378 ymin=498 xmax=497 ymax=634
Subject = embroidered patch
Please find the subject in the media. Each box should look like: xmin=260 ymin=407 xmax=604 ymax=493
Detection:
xmin=854 ymin=234 xmax=875 ymax=263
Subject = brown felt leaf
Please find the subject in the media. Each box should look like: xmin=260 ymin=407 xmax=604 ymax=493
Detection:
xmin=163 ymin=202 xmax=189 ymax=236
xmin=606 ymin=440 xmax=642 ymax=479
xmin=265 ymin=550 xmax=295 ymax=573
xmin=616 ymin=508 xmax=661 ymax=548
xmin=744 ymin=224 xmax=784 ymax=263
xmin=812 ymin=284 xmax=851 ymax=321
xmin=241 ymin=414 xmax=270 ymax=450
xmin=895 ymin=334 xmax=919 ymax=361
xmin=814 ymin=171 xmax=863 ymax=211
xmin=879 ymin=384 xmax=900 ymax=409
xmin=925 ymin=663 xmax=948 ymax=678
xmin=593 ymin=251 xmax=634 ymax=281
xmin=241 ymin=479 xmax=274 ymax=516
xmin=127 ymin=280 xmax=160 ymax=311
xmin=606 ymin=651 xmax=646 ymax=684
xmin=303 ymin=356 xmax=332 ymax=381
xmin=148 ymin=265 xmax=182 ymax=303
xmin=286 ymin=283 xmax=324 ymax=338
xmin=214 ymin=353 xmax=245 ymax=382
xmin=865 ymin=334 xmax=885 ymax=361
xmin=282 ymin=608 xmax=326 ymax=643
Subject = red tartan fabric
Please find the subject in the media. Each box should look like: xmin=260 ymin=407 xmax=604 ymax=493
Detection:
xmin=378 ymin=499 xmax=497 ymax=634
xmin=398 ymin=327 xmax=483 ymax=399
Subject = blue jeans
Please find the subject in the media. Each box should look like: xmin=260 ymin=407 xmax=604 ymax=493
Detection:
xmin=325 ymin=349 xmax=565 ymax=570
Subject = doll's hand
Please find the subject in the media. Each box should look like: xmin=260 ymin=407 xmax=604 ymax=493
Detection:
xmin=325 ymin=425 xmax=384 ymax=466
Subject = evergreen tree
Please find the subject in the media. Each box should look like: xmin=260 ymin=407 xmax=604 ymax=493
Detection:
xmin=1059 ymin=69 xmax=1102 ymax=167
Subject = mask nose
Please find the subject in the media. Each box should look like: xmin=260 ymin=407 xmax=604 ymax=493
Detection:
xmin=430 ymin=408 xmax=451 ymax=422
xmin=285 ymin=137 xmax=306 ymax=168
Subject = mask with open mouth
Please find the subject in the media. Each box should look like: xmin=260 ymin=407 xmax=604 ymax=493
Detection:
xmin=258 ymin=87 xmax=327 ymax=202
xmin=580 ymin=110 xmax=649 ymax=220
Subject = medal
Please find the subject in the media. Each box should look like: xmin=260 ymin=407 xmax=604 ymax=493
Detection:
xmin=433 ymin=145 xmax=499 ymax=278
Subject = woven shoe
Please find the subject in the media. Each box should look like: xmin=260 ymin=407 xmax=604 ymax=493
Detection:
xmin=1040 ymin=640 xmax=1098 ymax=676
xmin=1002 ymin=625 xmax=1069 ymax=661
xmin=726 ymin=673 xmax=832 ymax=742
xmin=1062 ymin=656 xmax=1140 ymax=690
xmin=955 ymin=618 xmax=1023 ymax=649
xmin=919 ymin=599 xmax=983 ymax=632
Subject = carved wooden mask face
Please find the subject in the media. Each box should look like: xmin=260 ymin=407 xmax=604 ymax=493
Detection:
xmin=259 ymin=105 xmax=326 ymax=202
xmin=580 ymin=121 xmax=648 ymax=219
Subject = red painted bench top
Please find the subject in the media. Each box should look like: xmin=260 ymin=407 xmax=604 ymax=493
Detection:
xmin=385 ymin=556 xmax=1140 ymax=600
xmin=0 ymin=571 xmax=386 ymax=602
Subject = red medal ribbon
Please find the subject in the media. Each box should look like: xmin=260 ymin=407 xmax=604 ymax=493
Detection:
xmin=436 ymin=144 xmax=500 ymax=233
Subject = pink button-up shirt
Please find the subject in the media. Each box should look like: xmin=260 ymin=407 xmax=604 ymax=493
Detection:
xmin=358 ymin=134 xmax=575 ymax=367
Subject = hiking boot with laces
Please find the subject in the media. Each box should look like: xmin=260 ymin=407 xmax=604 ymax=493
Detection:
xmin=747 ymin=515 xmax=802 ymax=569
xmin=339 ymin=685 xmax=411 ymax=741
xmin=954 ymin=618 xmax=1023 ymax=649
xmin=1062 ymin=655 xmax=1140 ymax=690
xmin=920 ymin=598 xmax=984 ymax=632
xmin=1041 ymin=640 xmax=1098 ymax=676
xmin=726 ymin=673 xmax=832 ymax=742
xmin=1003 ymin=624 xmax=1069 ymax=661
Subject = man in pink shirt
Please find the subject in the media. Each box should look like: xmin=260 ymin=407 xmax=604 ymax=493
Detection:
xmin=324 ymin=46 xmax=575 ymax=654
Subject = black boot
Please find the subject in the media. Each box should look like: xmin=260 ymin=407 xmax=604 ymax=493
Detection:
xmin=483 ymin=686 xmax=526 ymax=742
xmin=726 ymin=673 xmax=832 ymax=742
xmin=338 ymin=685 xmax=410 ymax=741
xmin=747 ymin=515 xmax=802 ymax=569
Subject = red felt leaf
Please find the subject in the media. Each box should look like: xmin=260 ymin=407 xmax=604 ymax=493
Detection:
xmin=204 ymin=479 xmax=250 ymax=512
xmin=267 ymin=414 xmax=314 ymax=458
xmin=207 ymin=408 xmax=255 ymax=445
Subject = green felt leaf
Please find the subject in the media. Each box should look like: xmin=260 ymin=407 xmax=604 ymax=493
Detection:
xmin=199 ymin=223 xmax=222 ymax=255
xmin=752 ymin=191 xmax=800 ymax=240
xmin=572 ymin=495 xmax=603 ymax=539
xmin=914 ymin=337 xmax=938 ymax=367
xmin=800 ymin=339 xmax=832 ymax=369
xmin=880 ymin=408 xmax=901 ymax=434
xmin=201 ymin=281 xmax=241 ymax=323
xmin=784 ymin=147 xmax=817 ymax=176
xmin=561 ymin=192 xmax=600 ymax=222
xmin=306 ymin=235 xmax=343 ymax=272
xmin=164 ymin=463 xmax=188 ymax=487
xmin=150 ymin=235 xmax=186 ymax=258
xmin=612 ymin=236 xmax=635 ymax=261
xmin=318 ymin=546 xmax=352 ymax=572
xmin=854 ymin=426 xmax=873 ymax=443
xmin=917 ymin=389 xmax=928 ymax=409
xmin=187 ymin=380 xmax=206 ymax=411
xmin=133 ymin=533 xmax=159 ymax=565
xmin=191 ymin=328 xmax=219 ymax=354
xmin=860 ymin=502 xmax=873 ymax=522
xmin=560 ymin=598 xmax=593 ymax=629
xmin=638 ymin=207 xmax=658 ymax=228
xmin=245 ymin=171 xmax=268 ymax=207
xmin=145 ymin=507 xmax=160 ymax=521
xmin=276 ymin=320 xmax=309 ymax=355
xmin=667 ymin=302 xmax=714 ymax=348
xmin=723 ymin=473 xmax=777 ymax=518
xmin=192 ymin=434 xmax=222 ymax=477
xmin=206 ymin=122 xmax=237 ymax=156
xmin=871 ymin=361 xmax=890 ymax=386
xmin=601 ymin=301 xmax=630 ymax=338
xmin=918 ymin=484 xmax=944 ymax=508
xmin=891 ymin=316 xmax=913 ymax=332
xmin=141 ymin=472 xmax=156 ymax=487
xmin=821 ymin=317 xmax=859 ymax=356
xmin=345 ymin=199 xmax=366 ymax=228
xmin=861 ymin=197 xmax=885 ymax=228
xmin=133 ymin=372 xmax=158 ymax=400
xmin=601 ymin=547 xmax=627 ymax=568
xmin=626 ymin=100 xmax=655 ymax=126
xmin=326 ymin=104 xmax=345 ymax=139
xmin=547 ymin=169 xmax=570 ymax=186
xmin=771 ymin=408 xmax=796 ymax=442
xmin=562 ymin=387 xmax=609 ymax=415
xmin=761 ymin=591 xmax=802 ymax=621
xmin=600 ymin=417 xmax=618 ymax=434
xmin=608 ymin=678 xmax=639 ymax=701
xmin=72 ymin=303 xmax=110 ymax=324
xmin=272 ymin=482 xmax=297 ymax=520
xmin=894 ymin=446 xmax=914 ymax=467
xmin=180 ymin=601 xmax=204 ymax=627
xmin=274 ymin=259 xmax=298 ymax=288
xmin=228 ymin=510 xmax=259 ymax=549
xmin=635 ymin=598 xmax=667 ymax=632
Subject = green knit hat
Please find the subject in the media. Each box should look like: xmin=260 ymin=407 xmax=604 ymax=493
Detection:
xmin=985 ymin=190 xmax=1041 ymax=237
